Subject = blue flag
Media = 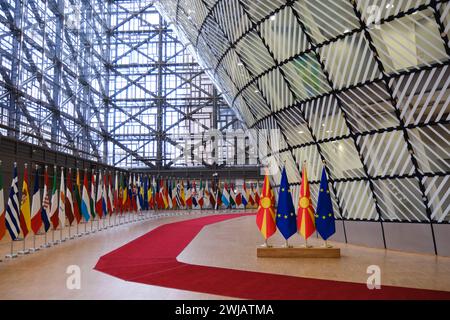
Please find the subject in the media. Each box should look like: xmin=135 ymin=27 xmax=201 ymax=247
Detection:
xmin=276 ymin=167 xmax=297 ymax=240
xmin=6 ymin=164 xmax=20 ymax=240
xmin=143 ymin=176 xmax=149 ymax=210
xmin=316 ymin=167 xmax=335 ymax=240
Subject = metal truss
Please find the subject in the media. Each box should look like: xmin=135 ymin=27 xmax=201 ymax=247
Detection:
xmin=0 ymin=0 xmax=250 ymax=171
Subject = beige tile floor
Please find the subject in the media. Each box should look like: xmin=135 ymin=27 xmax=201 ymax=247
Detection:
xmin=0 ymin=211 xmax=449 ymax=299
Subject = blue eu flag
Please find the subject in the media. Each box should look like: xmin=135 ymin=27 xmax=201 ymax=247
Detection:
xmin=276 ymin=167 xmax=297 ymax=240
xmin=316 ymin=167 xmax=335 ymax=240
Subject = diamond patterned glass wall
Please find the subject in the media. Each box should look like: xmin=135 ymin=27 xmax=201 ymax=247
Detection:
xmin=156 ymin=0 xmax=450 ymax=232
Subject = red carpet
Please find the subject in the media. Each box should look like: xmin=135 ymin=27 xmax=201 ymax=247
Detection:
xmin=94 ymin=213 xmax=450 ymax=299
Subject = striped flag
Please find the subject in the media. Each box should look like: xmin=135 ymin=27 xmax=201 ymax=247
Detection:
xmin=95 ymin=170 xmax=103 ymax=218
xmin=41 ymin=166 xmax=51 ymax=232
xmin=162 ymin=179 xmax=168 ymax=209
xmin=65 ymin=169 xmax=75 ymax=226
xmin=175 ymin=181 xmax=182 ymax=208
xmin=58 ymin=168 xmax=65 ymax=229
xmin=30 ymin=165 xmax=42 ymax=234
xmin=19 ymin=164 xmax=31 ymax=238
xmin=192 ymin=181 xmax=198 ymax=208
xmin=221 ymin=183 xmax=230 ymax=208
xmin=102 ymin=172 xmax=108 ymax=217
xmin=81 ymin=169 xmax=91 ymax=222
xmin=171 ymin=180 xmax=176 ymax=209
xmin=229 ymin=183 xmax=237 ymax=208
xmin=50 ymin=166 xmax=59 ymax=229
xmin=107 ymin=172 xmax=114 ymax=215
xmin=90 ymin=170 xmax=96 ymax=219
xmin=5 ymin=163 xmax=20 ymax=240
xmin=203 ymin=180 xmax=210 ymax=208
xmin=73 ymin=169 xmax=82 ymax=224
xmin=0 ymin=161 xmax=6 ymax=240
xmin=242 ymin=182 xmax=248 ymax=207
xmin=130 ymin=175 xmax=135 ymax=212
xmin=118 ymin=173 xmax=123 ymax=213
xmin=208 ymin=182 xmax=216 ymax=209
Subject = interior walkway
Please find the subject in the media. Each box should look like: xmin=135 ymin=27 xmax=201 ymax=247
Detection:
xmin=0 ymin=211 xmax=449 ymax=299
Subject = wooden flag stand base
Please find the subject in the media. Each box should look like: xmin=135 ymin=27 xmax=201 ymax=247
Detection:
xmin=257 ymin=246 xmax=340 ymax=258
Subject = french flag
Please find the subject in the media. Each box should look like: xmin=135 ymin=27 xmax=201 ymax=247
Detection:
xmin=41 ymin=166 xmax=51 ymax=232
xmin=30 ymin=165 xmax=42 ymax=234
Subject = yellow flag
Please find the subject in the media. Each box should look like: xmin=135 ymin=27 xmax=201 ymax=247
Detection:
xmin=19 ymin=164 xmax=31 ymax=237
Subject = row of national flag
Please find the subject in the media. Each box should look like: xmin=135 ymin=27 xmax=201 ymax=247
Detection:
xmin=256 ymin=162 xmax=336 ymax=244
xmin=0 ymin=162 xmax=262 ymax=241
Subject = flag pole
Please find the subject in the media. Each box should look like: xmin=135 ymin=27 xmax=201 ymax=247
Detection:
xmin=31 ymin=234 xmax=36 ymax=253
xmin=60 ymin=226 xmax=64 ymax=243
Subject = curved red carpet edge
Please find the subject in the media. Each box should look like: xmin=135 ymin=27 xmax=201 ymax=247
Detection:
xmin=94 ymin=213 xmax=450 ymax=300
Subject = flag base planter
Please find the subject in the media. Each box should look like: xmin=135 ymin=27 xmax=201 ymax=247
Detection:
xmin=257 ymin=246 xmax=341 ymax=258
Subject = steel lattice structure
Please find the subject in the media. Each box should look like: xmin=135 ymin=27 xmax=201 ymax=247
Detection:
xmin=0 ymin=0 xmax=249 ymax=171
xmin=156 ymin=0 xmax=450 ymax=253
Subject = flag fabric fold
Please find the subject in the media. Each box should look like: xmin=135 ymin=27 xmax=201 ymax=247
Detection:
xmin=65 ymin=169 xmax=75 ymax=226
xmin=50 ymin=167 xmax=59 ymax=229
xmin=5 ymin=164 xmax=20 ymax=240
xmin=0 ymin=162 xmax=6 ymax=240
xmin=19 ymin=164 xmax=31 ymax=238
xmin=256 ymin=173 xmax=277 ymax=239
xmin=41 ymin=166 xmax=51 ymax=232
xmin=73 ymin=169 xmax=82 ymax=224
xmin=242 ymin=183 xmax=248 ymax=207
xmin=90 ymin=171 xmax=96 ymax=219
xmin=30 ymin=166 xmax=42 ymax=234
xmin=58 ymin=168 xmax=66 ymax=229
xmin=221 ymin=183 xmax=230 ymax=208
xmin=81 ymin=170 xmax=91 ymax=222
xmin=96 ymin=171 xmax=103 ymax=219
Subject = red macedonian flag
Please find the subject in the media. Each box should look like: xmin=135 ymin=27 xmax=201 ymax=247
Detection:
xmin=297 ymin=162 xmax=316 ymax=240
xmin=256 ymin=174 xmax=276 ymax=239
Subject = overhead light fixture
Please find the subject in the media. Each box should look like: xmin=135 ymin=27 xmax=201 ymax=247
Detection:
xmin=237 ymin=62 xmax=243 ymax=66
xmin=270 ymin=15 xmax=276 ymax=21
xmin=298 ymin=130 xmax=304 ymax=134
xmin=386 ymin=3 xmax=394 ymax=9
